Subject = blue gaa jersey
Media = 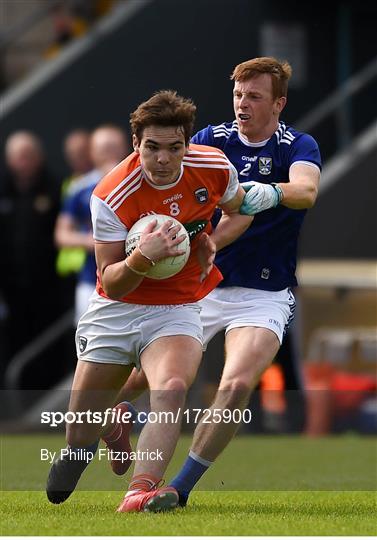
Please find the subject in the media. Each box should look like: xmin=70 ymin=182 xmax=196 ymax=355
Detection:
xmin=191 ymin=121 xmax=321 ymax=291
xmin=62 ymin=169 xmax=102 ymax=285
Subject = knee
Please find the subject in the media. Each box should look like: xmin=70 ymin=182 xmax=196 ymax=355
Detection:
xmin=151 ymin=376 xmax=188 ymax=409
xmin=218 ymin=378 xmax=251 ymax=409
xmin=160 ymin=376 xmax=188 ymax=394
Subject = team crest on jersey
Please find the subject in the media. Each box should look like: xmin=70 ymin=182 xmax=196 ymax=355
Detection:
xmin=194 ymin=187 xmax=209 ymax=204
xmin=258 ymin=157 xmax=272 ymax=175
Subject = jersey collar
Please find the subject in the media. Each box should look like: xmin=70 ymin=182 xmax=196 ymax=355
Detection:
xmin=237 ymin=130 xmax=270 ymax=148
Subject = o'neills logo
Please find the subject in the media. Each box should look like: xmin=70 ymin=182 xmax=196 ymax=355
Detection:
xmin=163 ymin=193 xmax=183 ymax=205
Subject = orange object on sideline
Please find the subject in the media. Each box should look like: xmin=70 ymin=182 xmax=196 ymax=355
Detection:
xmin=331 ymin=371 xmax=376 ymax=413
xmin=260 ymin=364 xmax=286 ymax=413
xmin=302 ymin=363 xmax=377 ymax=435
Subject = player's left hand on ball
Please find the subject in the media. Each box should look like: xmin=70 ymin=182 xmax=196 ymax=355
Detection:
xmin=197 ymin=232 xmax=216 ymax=282
xmin=239 ymin=181 xmax=280 ymax=215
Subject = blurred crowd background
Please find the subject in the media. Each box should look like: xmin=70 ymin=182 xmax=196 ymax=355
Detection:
xmin=0 ymin=0 xmax=376 ymax=436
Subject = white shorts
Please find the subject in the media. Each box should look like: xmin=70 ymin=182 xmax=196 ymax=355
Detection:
xmin=75 ymin=292 xmax=203 ymax=369
xmin=199 ymin=286 xmax=296 ymax=347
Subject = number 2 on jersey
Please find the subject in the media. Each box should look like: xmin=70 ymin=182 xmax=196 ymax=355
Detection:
xmin=240 ymin=163 xmax=252 ymax=176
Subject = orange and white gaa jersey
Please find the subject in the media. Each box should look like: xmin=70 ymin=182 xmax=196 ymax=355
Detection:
xmin=91 ymin=144 xmax=239 ymax=305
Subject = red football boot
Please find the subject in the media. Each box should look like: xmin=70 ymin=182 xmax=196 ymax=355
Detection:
xmin=102 ymin=401 xmax=137 ymax=476
xmin=117 ymin=486 xmax=179 ymax=513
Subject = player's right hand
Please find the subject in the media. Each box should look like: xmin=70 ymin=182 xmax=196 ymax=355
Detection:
xmin=197 ymin=232 xmax=216 ymax=282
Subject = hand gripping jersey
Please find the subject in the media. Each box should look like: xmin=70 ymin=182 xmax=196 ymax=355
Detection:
xmin=192 ymin=121 xmax=322 ymax=291
xmin=91 ymin=144 xmax=239 ymax=305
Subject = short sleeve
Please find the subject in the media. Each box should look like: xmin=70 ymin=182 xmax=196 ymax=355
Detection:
xmin=90 ymin=195 xmax=128 ymax=242
xmin=218 ymin=162 xmax=239 ymax=204
xmin=289 ymin=133 xmax=322 ymax=171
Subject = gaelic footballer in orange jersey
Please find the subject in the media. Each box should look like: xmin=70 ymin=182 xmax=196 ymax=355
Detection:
xmin=91 ymin=143 xmax=240 ymax=305
xmin=45 ymin=91 xmax=251 ymax=515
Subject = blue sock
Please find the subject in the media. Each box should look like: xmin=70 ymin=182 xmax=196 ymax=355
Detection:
xmin=115 ymin=401 xmax=138 ymax=420
xmin=170 ymin=451 xmax=212 ymax=504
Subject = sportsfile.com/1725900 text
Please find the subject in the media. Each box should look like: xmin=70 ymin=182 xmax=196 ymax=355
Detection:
xmin=40 ymin=408 xmax=252 ymax=428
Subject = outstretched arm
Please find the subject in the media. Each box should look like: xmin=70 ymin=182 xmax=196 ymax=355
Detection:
xmin=240 ymin=162 xmax=320 ymax=215
xmin=275 ymin=163 xmax=319 ymax=209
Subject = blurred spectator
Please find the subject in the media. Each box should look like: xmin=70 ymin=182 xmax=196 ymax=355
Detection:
xmin=0 ymin=131 xmax=62 ymax=386
xmin=56 ymin=129 xmax=93 ymax=281
xmin=62 ymin=129 xmax=92 ymax=195
xmin=54 ymin=124 xmax=130 ymax=323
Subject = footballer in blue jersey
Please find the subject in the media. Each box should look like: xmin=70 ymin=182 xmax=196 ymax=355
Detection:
xmin=190 ymin=119 xmax=320 ymax=436
xmin=192 ymin=120 xmax=321 ymax=291
xmin=60 ymin=169 xmax=101 ymax=321
xmin=168 ymin=57 xmax=321 ymax=506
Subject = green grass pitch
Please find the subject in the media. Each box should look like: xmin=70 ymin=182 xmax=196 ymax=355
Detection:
xmin=1 ymin=434 xmax=376 ymax=536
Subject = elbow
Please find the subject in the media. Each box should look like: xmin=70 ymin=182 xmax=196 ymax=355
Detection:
xmin=100 ymin=276 xmax=122 ymax=300
xmin=100 ymin=266 xmax=125 ymax=300
xmin=102 ymin=284 xmax=123 ymax=301
xmin=101 ymin=276 xmax=135 ymax=301
xmin=109 ymin=292 xmax=124 ymax=301
xmin=99 ymin=273 xmax=117 ymax=300
xmin=304 ymin=185 xmax=318 ymax=208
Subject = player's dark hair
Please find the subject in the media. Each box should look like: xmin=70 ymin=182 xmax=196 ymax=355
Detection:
xmin=130 ymin=90 xmax=196 ymax=144
xmin=231 ymin=57 xmax=292 ymax=99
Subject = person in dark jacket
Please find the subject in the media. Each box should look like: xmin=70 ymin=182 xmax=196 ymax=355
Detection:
xmin=0 ymin=131 xmax=62 ymax=387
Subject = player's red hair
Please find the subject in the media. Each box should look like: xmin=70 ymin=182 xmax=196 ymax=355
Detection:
xmin=231 ymin=57 xmax=292 ymax=100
